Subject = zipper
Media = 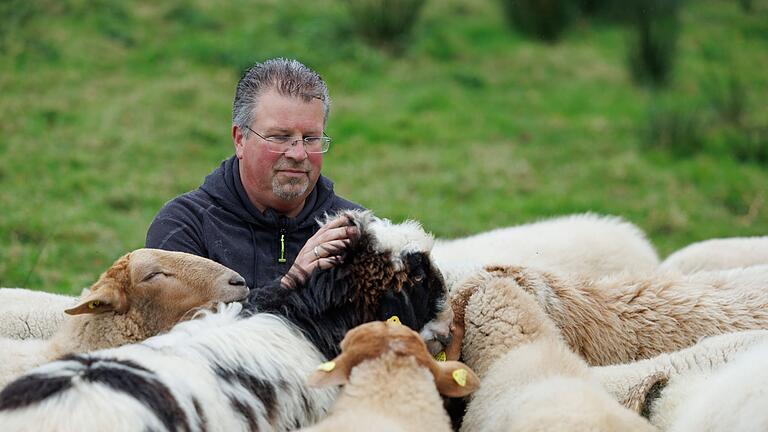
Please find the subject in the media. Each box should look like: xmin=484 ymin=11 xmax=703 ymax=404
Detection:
xmin=278 ymin=227 xmax=287 ymax=263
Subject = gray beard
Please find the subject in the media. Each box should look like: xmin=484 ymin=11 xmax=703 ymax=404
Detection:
xmin=272 ymin=176 xmax=309 ymax=200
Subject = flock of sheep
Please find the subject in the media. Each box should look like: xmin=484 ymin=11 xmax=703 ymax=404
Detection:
xmin=0 ymin=210 xmax=766 ymax=431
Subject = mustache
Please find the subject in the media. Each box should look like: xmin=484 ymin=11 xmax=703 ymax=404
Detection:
xmin=274 ymin=161 xmax=312 ymax=171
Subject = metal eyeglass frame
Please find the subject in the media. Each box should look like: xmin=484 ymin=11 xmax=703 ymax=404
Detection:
xmin=244 ymin=126 xmax=331 ymax=154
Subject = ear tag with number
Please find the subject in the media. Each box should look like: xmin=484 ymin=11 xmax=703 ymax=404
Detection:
xmin=317 ymin=361 xmax=336 ymax=372
xmin=452 ymin=369 xmax=468 ymax=387
xmin=387 ymin=316 xmax=401 ymax=325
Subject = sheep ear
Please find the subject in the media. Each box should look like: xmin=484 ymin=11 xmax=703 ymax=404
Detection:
xmin=621 ymin=371 xmax=669 ymax=417
xmin=433 ymin=360 xmax=480 ymax=398
xmin=307 ymin=354 xmax=353 ymax=388
xmin=64 ymin=284 xmax=127 ymax=315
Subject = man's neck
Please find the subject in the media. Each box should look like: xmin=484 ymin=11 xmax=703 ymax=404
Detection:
xmin=247 ymin=191 xmax=306 ymax=218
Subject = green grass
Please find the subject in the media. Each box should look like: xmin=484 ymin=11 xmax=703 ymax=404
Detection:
xmin=1 ymin=0 xmax=767 ymax=294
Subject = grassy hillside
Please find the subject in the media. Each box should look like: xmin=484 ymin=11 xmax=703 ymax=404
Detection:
xmin=1 ymin=0 xmax=767 ymax=294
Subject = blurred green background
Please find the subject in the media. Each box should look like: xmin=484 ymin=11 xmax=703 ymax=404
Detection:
xmin=1 ymin=0 xmax=766 ymax=294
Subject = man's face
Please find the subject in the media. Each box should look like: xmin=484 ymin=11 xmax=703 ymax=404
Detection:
xmin=234 ymin=89 xmax=325 ymax=215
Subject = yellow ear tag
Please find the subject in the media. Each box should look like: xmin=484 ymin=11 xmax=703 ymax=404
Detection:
xmin=434 ymin=351 xmax=447 ymax=362
xmin=317 ymin=361 xmax=336 ymax=372
xmin=387 ymin=316 xmax=401 ymax=325
xmin=87 ymin=301 xmax=101 ymax=309
xmin=452 ymin=369 xmax=468 ymax=387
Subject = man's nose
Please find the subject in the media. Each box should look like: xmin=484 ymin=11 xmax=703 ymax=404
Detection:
xmin=284 ymin=140 xmax=308 ymax=160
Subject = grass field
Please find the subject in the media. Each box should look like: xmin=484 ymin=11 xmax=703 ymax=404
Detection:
xmin=1 ymin=0 xmax=767 ymax=294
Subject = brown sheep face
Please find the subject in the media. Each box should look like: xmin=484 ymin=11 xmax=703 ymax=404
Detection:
xmin=309 ymin=320 xmax=480 ymax=398
xmin=65 ymin=248 xmax=249 ymax=332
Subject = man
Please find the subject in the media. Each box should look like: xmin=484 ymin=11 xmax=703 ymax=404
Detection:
xmin=145 ymin=58 xmax=364 ymax=289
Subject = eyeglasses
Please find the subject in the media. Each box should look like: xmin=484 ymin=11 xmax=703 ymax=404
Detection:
xmin=245 ymin=126 xmax=331 ymax=154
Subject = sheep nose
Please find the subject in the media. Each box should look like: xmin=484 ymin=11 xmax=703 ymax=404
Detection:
xmin=229 ymin=274 xmax=246 ymax=287
xmin=437 ymin=332 xmax=452 ymax=346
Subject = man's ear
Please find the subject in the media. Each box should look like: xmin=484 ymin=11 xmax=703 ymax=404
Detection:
xmin=233 ymin=124 xmax=246 ymax=159
xmin=307 ymin=353 xmax=354 ymax=388
xmin=65 ymin=282 xmax=128 ymax=315
xmin=433 ymin=360 xmax=480 ymax=398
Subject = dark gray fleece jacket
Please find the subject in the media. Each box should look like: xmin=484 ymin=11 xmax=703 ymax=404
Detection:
xmin=145 ymin=156 xmax=364 ymax=289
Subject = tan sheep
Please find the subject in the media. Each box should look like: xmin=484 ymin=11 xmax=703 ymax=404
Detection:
xmin=0 ymin=248 xmax=249 ymax=388
xmin=452 ymin=269 xmax=655 ymax=431
xmin=301 ymin=320 xmax=480 ymax=432
xmin=464 ymin=264 xmax=768 ymax=366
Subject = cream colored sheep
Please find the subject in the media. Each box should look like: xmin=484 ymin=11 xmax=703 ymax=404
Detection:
xmin=660 ymin=236 xmax=768 ymax=274
xmin=0 ymin=248 xmax=248 ymax=388
xmin=462 ymin=264 xmax=768 ymax=366
xmin=432 ymin=213 xmax=660 ymax=292
xmin=301 ymin=320 xmax=479 ymax=432
xmin=452 ymin=270 xmax=655 ymax=432
xmin=593 ymin=330 xmax=768 ymax=431
xmin=0 ymin=288 xmax=76 ymax=340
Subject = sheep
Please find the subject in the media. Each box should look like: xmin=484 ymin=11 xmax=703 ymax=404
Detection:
xmin=0 ymin=288 xmax=76 ymax=340
xmin=593 ymin=329 xmax=768 ymax=431
xmin=431 ymin=213 xmax=660 ymax=292
xmin=660 ymin=236 xmax=768 ymax=274
xmin=667 ymin=340 xmax=768 ymax=432
xmin=0 ymin=210 xmax=453 ymax=431
xmin=451 ymin=265 xmax=655 ymax=431
xmin=452 ymin=264 xmax=768 ymax=367
xmin=0 ymin=248 xmax=249 ymax=389
xmin=299 ymin=320 xmax=480 ymax=432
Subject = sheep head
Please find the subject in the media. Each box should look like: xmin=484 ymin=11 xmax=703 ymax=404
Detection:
xmin=246 ymin=210 xmax=452 ymax=359
xmin=65 ymin=249 xmax=249 ymax=334
xmin=308 ymin=320 xmax=480 ymax=398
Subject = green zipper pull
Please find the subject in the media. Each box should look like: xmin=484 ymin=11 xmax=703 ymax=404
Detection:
xmin=278 ymin=233 xmax=287 ymax=263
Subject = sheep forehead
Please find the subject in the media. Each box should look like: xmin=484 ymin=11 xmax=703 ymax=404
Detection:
xmin=366 ymin=217 xmax=435 ymax=257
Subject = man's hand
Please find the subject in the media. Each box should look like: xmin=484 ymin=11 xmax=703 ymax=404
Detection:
xmin=281 ymin=215 xmax=359 ymax=288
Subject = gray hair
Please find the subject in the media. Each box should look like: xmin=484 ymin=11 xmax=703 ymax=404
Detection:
xmin=232 ymin=58 xmax=331 ymax=135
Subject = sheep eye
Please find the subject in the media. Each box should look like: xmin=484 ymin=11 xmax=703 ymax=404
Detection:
xmin=413 ymin=274 xmax=425 ymax=282
xmin=142 ymin=271 xmax=165 ymax=282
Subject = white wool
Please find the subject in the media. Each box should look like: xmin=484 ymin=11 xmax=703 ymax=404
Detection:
xmin=660 ymin=236 xmax=768 ymax=274
xmin=432 ymin=213 xmax=659 ymax=292
xmin=594 ymin=330 xmax=768 ymax=431
xmin=0 ymin=288 xmax=76 ymax=340
xmin=668 ymin=341 xmax=768 ymax=432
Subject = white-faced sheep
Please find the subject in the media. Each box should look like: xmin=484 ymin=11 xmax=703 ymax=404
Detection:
xmin=593 ymin=329 xmax=768 ymax=432
xmin=300 ymin=320 xmax=479 ymax=432
xmin=431 ymin=213 xmax=660 ymax=292
xmin=660 ymin=236 xmax=768 ymax=274
xmin=0 ymin=210 xmax=453 ymax=431
xmin=0 ymin=288 xmax=76 ymax=340
xmin=450 ymin=266 xmax=655 ymax=431
xmin=0 ymin=248 xmax=249 ymax=388
xmin=457 ymin=264 xmax=768 ymax=366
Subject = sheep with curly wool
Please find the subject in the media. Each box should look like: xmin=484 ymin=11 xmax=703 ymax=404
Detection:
xmin=0 ymin=288 xmax=76 ymax=340
xmin=456 ymin=264 xmax=768 ymax=367
xmin=593 ymin=329 xmax=768 ymax=432
xmin=451 ymin=268 xmax=655 ymax=432
xmin=0 ymin=248 xmax=249 ymax=389
xmin=0 ymin=210 xmax=453 ymax=431
xmin=300 ymin=320 xmax=479 ymax=432
xmin=432 ymin=213 xmax=659 ymax=292
xmin=660 ymin=236 xmax=768 ymax=274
